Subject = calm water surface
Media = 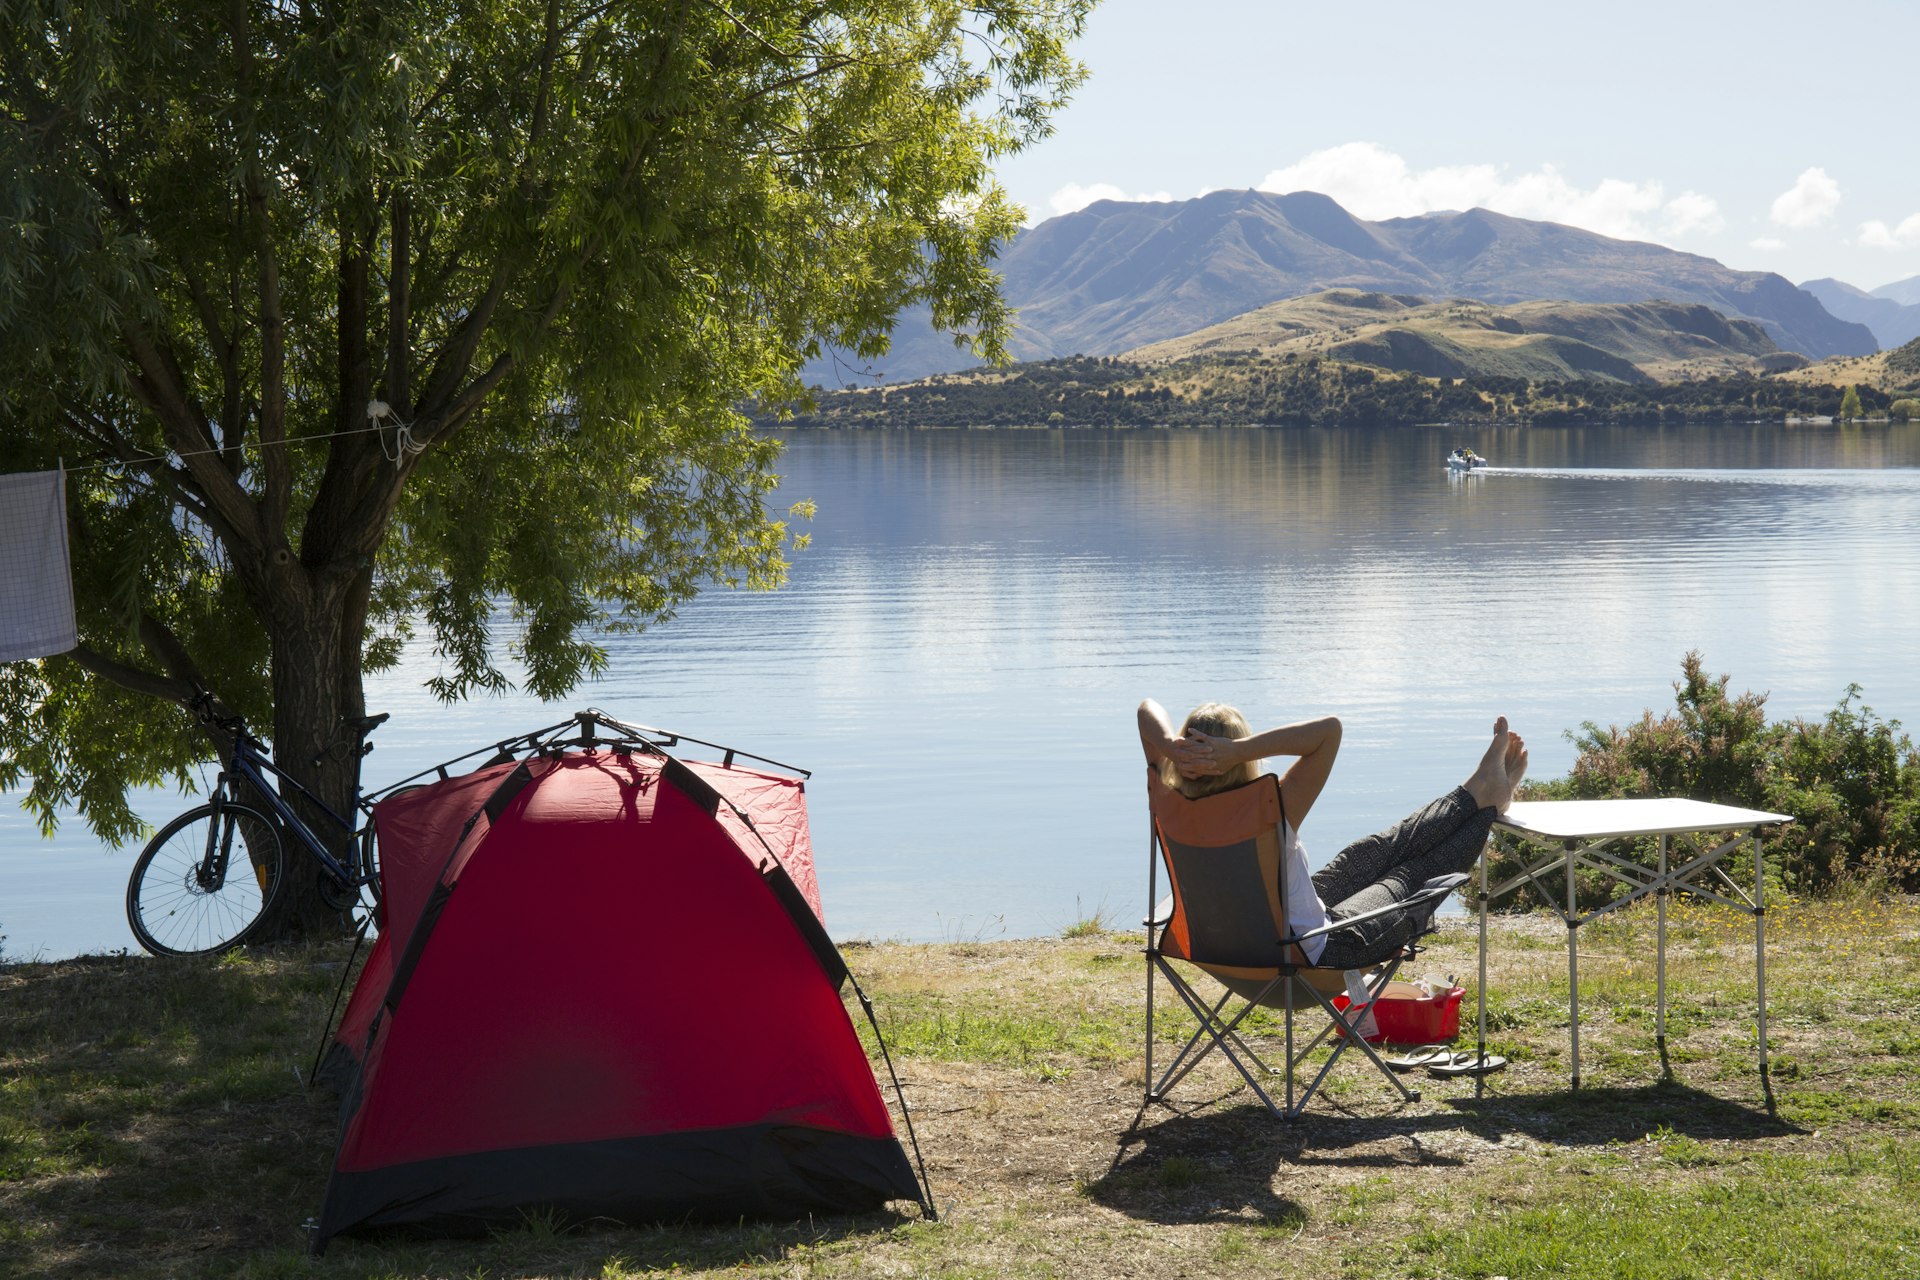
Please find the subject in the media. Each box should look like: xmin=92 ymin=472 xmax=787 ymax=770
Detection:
xmin=6 ymin=424 xmax=1919 ymax=958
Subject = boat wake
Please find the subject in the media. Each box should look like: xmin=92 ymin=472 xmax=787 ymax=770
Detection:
xmin=1457 ymin=466 xmax=1920 ymax=491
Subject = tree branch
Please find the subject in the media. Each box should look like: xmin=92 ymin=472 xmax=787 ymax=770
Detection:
xmin=528 ymin=0 xmax=564 ymax=155
xmin=118 ymin=319 xmax=259 ymax=554
xmin=65 ymin=645 xmax=195 ymax=704
xmin=65 ymin=608 xmax=211 ymax=707
xmin=230 ymin=0 xmax=289 ymax=535
xmin=386 ymin=190 xmax=411 ymax=413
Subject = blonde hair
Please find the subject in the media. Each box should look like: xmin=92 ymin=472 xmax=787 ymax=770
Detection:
xmin=1163 ymin=701 xmax=1260 ymax=799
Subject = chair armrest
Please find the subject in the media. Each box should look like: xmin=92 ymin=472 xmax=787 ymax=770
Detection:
xmin=1278 ymin=873 xmax=1470 ymax=948
xmin=1145 ymin=894 xmax=1174 ymax=929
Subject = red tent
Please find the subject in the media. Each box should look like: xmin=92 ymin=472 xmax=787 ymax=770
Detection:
xmin=313 ymin=722 xmax=926 ymax=1250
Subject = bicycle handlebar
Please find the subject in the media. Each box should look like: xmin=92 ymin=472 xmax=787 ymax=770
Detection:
xmin=315 ymin=711 xmax=391 ymax=765
xmin=189 ymin=688 xmax=389 ymax=763
xmin=189 ymin=688 xmax=251 ymax=741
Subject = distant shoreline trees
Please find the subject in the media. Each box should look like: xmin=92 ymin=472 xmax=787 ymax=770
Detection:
xmin=774 ymin=356 xmax=1898 ymax=430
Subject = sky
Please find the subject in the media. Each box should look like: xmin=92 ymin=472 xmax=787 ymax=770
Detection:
xmin=993 ymin=0 xmax=1920 ymax=293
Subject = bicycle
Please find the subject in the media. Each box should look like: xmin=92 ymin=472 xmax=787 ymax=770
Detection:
xmin=125 ymin=691 xmax=391 ymax=957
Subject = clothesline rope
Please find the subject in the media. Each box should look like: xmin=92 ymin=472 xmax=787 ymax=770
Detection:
xmin=52 ymin=418 xmax=402 ymax=474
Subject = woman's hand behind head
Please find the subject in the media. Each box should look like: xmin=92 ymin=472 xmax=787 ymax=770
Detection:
xmin=1171 ymin=730 xmax=1231 ymax=778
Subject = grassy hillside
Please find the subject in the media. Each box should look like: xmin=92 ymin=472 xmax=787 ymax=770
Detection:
xmin=5 ymin=900 xmax=1920 ymax=1279
xmin=1125 ymin=291 xmax=1794 ymax=383
xmin=1774 ymin=334 xmax=1920 ymax=395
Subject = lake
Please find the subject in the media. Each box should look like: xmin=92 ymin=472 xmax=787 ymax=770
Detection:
xmin=5 ymin=423 xmax=1919 ymax=960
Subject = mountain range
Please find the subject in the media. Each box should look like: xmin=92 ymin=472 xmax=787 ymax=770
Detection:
xmin=814 ymin=190 xmax=1880 ymax=386
xmin=1799 ymin=276 xmax=1920 ymax=349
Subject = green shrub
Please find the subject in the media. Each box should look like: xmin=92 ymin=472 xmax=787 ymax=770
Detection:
xmin=1489 ymin=652 xmax=1920 ymax=907
xmin=1889 ymin=398 xmax=1920 ymax=423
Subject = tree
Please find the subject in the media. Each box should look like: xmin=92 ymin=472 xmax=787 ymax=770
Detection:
xmin=1839 ymin=384 xmax=1864 ymax=421
xmin=0 ymin=0 xmax=1091 ymax=937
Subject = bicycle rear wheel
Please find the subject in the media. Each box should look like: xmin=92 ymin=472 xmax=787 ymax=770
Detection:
xmin=354 ymin=784 xmax=427 ymax=917
xmin=127 ymin=802 xmax=287 ymax=956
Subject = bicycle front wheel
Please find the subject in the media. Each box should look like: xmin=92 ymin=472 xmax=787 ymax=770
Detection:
xmin=127 ymin=803 xmax=287 ymax=956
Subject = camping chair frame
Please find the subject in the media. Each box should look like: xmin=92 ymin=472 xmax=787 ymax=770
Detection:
xmin=1142 ymin=777 xmax=1464 ymax=1120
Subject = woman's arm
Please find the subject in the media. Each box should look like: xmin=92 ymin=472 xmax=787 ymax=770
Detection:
xmin=1137 ymin=699 xmax=1183 ymax=766
xmin=1185 ymin=715 xmax=1343 ymax=827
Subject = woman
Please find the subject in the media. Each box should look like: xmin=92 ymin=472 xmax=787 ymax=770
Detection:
xmin=1137 ymin=699 xmax=1527 ymax=969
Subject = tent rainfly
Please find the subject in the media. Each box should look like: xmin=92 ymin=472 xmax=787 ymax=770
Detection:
xmin=311 ymin=713 xmax=931 ymax=1252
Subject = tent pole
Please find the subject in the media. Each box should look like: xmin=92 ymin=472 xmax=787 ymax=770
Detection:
xmin=307 ymin=914 xmax=373 ymax=1088
xmin=848 ymin=971 xmax=940 ymax=1221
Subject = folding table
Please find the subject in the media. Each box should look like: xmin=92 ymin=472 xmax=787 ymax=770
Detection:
xmin=1474 ymin=798 xmax=1793 ymax=1095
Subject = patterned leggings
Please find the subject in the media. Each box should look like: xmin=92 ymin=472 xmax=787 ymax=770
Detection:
xmin=1310 ymin=787 xmax=1495 ymax=969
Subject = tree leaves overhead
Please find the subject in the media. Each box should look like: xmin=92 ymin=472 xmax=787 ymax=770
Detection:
xmin=1 ymin=0 xmax=1092 ymax=842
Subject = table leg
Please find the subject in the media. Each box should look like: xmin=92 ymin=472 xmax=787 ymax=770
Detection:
xmin=1756 ymin=827 xmax=1773 ymax=1111
xmin=1566 ymin=838 xmax=1581 ymax=1090
xmin=1477 ymin=835 xmax=1490 ymax=1096
xmin=1657 ymin=832 xmax=1670 ymax=1080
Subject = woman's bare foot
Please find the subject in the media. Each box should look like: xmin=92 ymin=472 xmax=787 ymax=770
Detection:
xmin=1465 ymin=717 xmax=1513 ymax=811
xmin=1505 ymin=730 xmax=1529 ymax=805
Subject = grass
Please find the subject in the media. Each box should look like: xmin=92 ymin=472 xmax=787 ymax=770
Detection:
xmin=4 ymin=898 xmax=1920 ymax=1278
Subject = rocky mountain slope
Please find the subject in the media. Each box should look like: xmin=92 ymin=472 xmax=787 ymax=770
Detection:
xmin=815 ymin=191 xmax=1875 ymax=385
xmin=1800 ymin=277 xmax=1920 ymax=349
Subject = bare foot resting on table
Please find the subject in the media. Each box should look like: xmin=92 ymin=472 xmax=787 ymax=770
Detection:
xmin=1465 ymin=716 xmax=1527 ymax=813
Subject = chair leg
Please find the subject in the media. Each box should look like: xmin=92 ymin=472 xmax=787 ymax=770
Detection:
xmin=1147 ymin=955 xmax=1428 ymax=1120
xmin=1149 ymin=961 xmax=1253 ymax=1097
xmin=1147 ymin=960 xmax=1292 ymax=1116
xmin=1143 ymin=948 xmax=1155 ymax=1106
xmin=1289 ymin=961 xmax=1422 ymax=1112
xmin=1284 ymin=977 xmax=1296 ymax=1116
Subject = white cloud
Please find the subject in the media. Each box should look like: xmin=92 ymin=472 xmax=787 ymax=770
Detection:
xmin=1749 ymin=236 xmax=1787 ymax=251
xmin=1255 ymin=142 xmax=1722 ymax=245
xmin=1662 ymin=192 xmax=1724 ymax=238
xmin=1858 ymin=213 xmax=1920 ymax=250
xmin=1769 ymin=168 xmax=1841 ymax=229
xmin=1045 ymin=182 xmax=1176 ymax=219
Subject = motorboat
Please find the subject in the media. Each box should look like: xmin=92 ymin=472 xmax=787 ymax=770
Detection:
xmin=1447 ymin=447 xmax=1488 ymax=472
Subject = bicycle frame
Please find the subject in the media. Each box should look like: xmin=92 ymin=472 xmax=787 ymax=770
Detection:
xmin=209 ymin=727 xmax=373 ymax=892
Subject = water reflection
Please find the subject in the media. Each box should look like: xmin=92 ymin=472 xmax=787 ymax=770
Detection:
xmin=5 ymin=425 xmax=1918 ymax=957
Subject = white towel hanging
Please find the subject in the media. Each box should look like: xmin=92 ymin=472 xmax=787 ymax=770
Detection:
xmin=0 ymin=467 xmax=79 ymax=662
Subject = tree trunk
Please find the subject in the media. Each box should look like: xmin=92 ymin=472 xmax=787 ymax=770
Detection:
xmin=255 ymin=584 xmax=366 ymax=941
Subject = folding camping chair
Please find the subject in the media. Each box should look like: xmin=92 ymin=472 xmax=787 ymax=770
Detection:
xmin=1144 ymin=773 xmax=1466 ymax=1119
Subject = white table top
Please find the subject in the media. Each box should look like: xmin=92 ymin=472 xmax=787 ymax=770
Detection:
xmin=1496 ymin=798 xmax=1793 ymax=841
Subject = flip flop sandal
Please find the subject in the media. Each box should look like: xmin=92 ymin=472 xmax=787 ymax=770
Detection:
xmin=1384 ymin=1044 xmax=1453 ymax=1072
xmin=1428 ymin=1052 xmax=1507 ymax=1077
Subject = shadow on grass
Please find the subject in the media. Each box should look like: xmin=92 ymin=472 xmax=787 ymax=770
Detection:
xmin=1443 ymin=1079 xmax=1806 ymax=1147
xmin=3 ymin=949 xmax=929 ymax=1280
xmin=324 ymin=1206 xmax=923 ymax=1277
xmin=1085 ymin=1097 xmax=1313 ymax=1227
xmin=0 ymin=952 xmax=348 ymax=1279
xmin=1087 ymin=1077 xmax=1804 ymax=1227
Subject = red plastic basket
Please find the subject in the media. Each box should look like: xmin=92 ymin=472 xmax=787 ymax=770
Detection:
xmin=1332 ymin=983 xmax=1465 ymax=1044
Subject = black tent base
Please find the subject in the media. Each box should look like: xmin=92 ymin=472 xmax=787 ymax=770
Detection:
xmin=313 ymin=1123 xmax=923 ymax=1254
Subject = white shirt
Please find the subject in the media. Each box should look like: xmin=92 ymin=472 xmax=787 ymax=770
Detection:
xmin=1280 ymin=816 xmax=1334 ymax=964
